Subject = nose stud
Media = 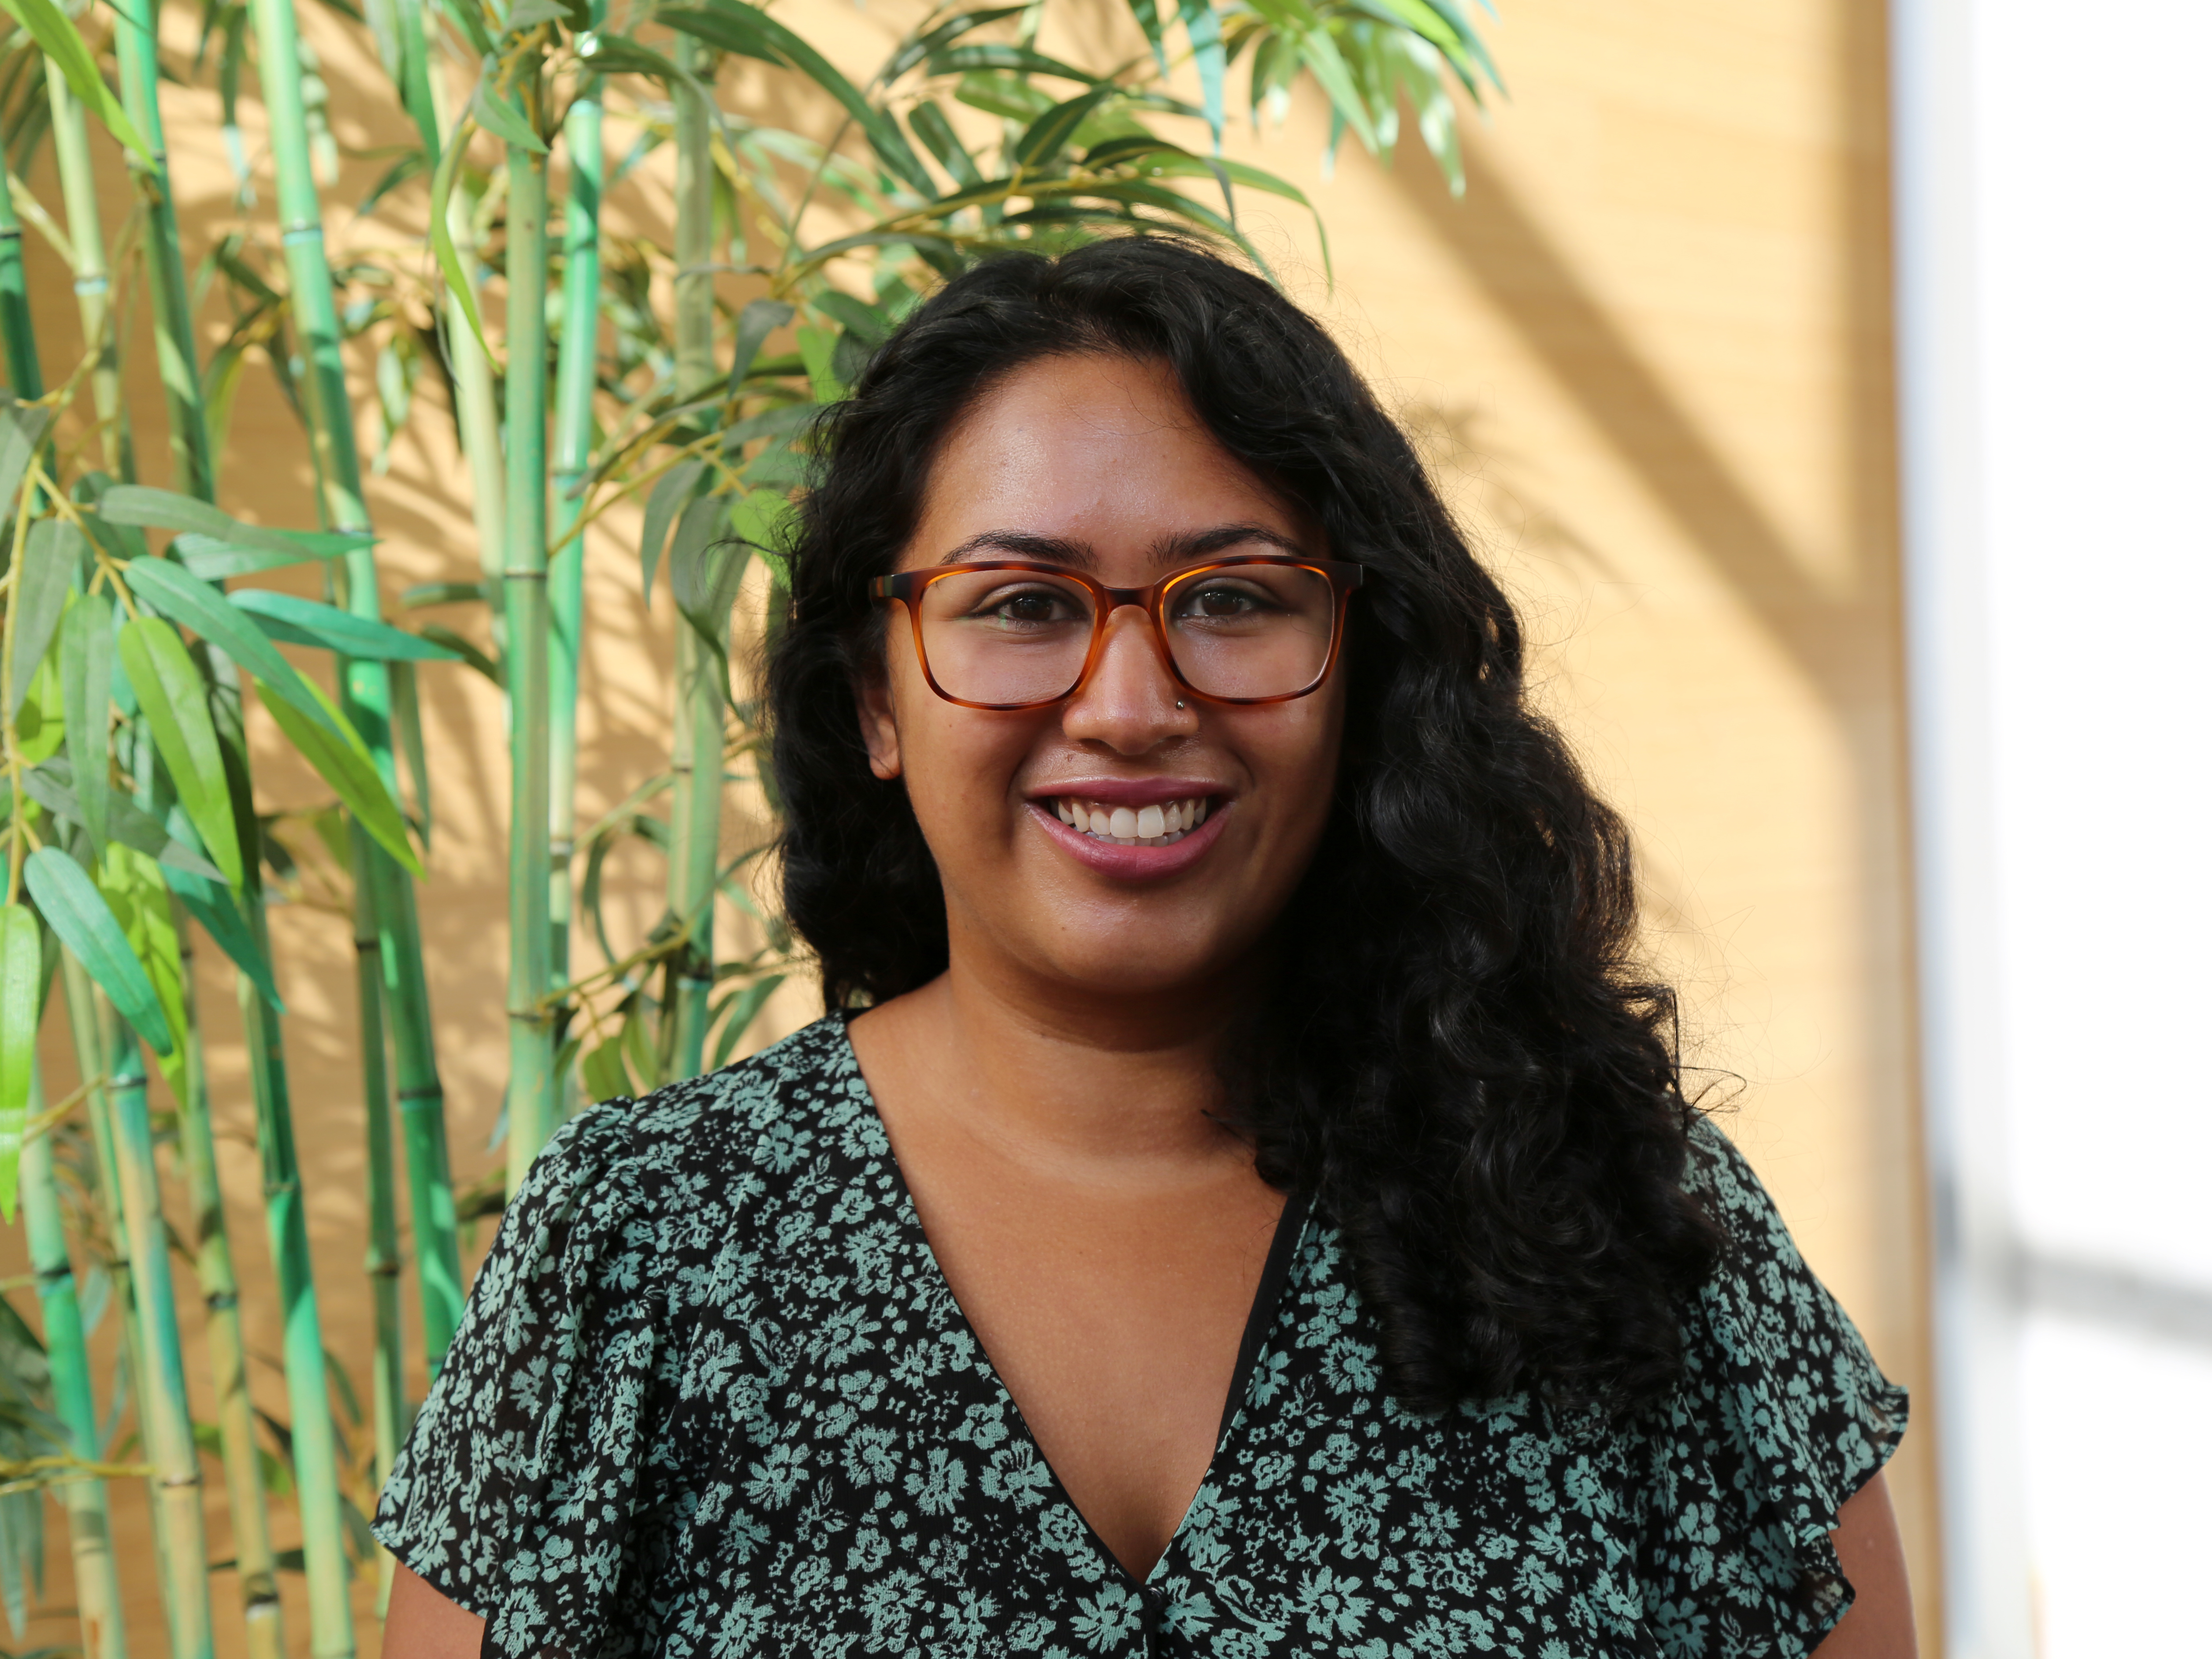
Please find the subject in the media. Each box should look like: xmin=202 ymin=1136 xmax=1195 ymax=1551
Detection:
xmin=1176 ymin=700 xmax=1187 ymax=710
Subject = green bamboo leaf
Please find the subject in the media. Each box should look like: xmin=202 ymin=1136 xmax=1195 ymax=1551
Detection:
xmin=503 ymin=0 xmax=568 ymax=31
xmin=0 ymin=904 xmax=41 ymax=1220
xmin=96 ymin=486 xmax=371 ymax=558
xmin=707 ymin=971 xmax=783 ymax=1069
xmin=796 ymin=325 xmax=845 ymax=402
xmin=438 ymin=0 xmax=495 ymax=58
xmin=258 ymin=676 xmax=422 ymax=876
xmin=0 ymin=0 xmax=154 ymax=161
xmin=1123 ymin=0 xmax=1170 ymax=73
xmin=660 ymin=3 xmax=936 ymax=197
xmin=117 ymin=617 xmax=245 ymax=888
xmin=23 ymin=847 xmax=172 ymax=1057
xmin=1174 ymin=0 xmax=1226 ymax=147
xmin=468 ymin=78 xmax=546 ymax=153
xmin=401 ymin=581 xmax=490 ymax=609
xmin=1239 ymin=0 xmax=1379 ymax=153
xmin=97 ymin=842 xmax=188 ymax=1084
xmin=1346 ymin=0 xmax=1478 ymax=88
xmin=413 ymin=623 xmax=501 ymax=686
xmin=5 ymin=518 xmax=76 ymax=718
xmin=160 ymin=863 xmax=282 ymax=1012
xmin=579 ymin=1038 xmax=629 ymax=1103
xmin=391 ymin=658 xmax=431 ymax=849
xmin=1088 ymin=141 xmax=1332 ymax=271
xmin=727 ymin=298 xmax=794 ymax=390
xmin=428 ymin=115 xmax=490 ymax=356
xmin=639 ymin=457 xmax=706 ymax=606
xmin=727 ymin=487 xmax=793 ymax=553
xmin=907 ymin=102 xmax=982 ymax=190
xmin=923 ymin=43 xmax=1099 ymax=83
xmin=1015 ymin=84 xmax=1117 ymax=169
xmin=226 ymin=590 xmax=463 ymax=661
xmin=881 ymin=4 xmax=1028 ymax=81
xmin=718 ymin=402 xmax=821 ymax=456
xmin=173 ymin=532 xmax=345 ymax=582
xmin=119 ymin=556 xmax=349 ymax=743
xmin=670 ymin=494 xmax=747 ymax=645
xmin=19 ymin=761 xmax=227 ymax=882
xmin=58 ymin=591 xmax=112 ymax=856
xmin=0 ymin=398 xmax=49 ymax=515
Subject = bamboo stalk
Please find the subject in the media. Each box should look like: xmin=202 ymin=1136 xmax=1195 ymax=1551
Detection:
xmin=19 ymin=1058 xmax=128 ymax=1659
xmin=258 ymin=0 xmax=471 ymax=1375
xmin=665 ymin=33 xmax=721 ymax=1080
xmin=111 ymin=7 xmax=294 ymax=1644
xmin=351 ymin=821 xmax=405 ymax=1610
xmin=549 ymin=62 xmax=602 ymax=1001
xmin=40 ymin=67 xmax=129 ymax=478
xmin=0 ymin=165 xmax=41 ymax=400
xmin=420 ymin=42 xmax=508 ymax=653
xmin=110 ymin=0 xmax=214 ymax=498
xmin=94 ymin=1002 xmax=215 ymax=1659
xmin=234 ymin=901 xmax=353 ymax=1659
xmin=240 ymin=1 xmax=407 ymax=1648
xmin=174 ymin=916 xmax=286 ymax=1659
xmin=504 ymin=95 xmax=557 ymax=1190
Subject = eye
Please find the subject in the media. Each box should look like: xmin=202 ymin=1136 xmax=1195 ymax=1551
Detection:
xmin=968 ymin=583 xmax=1087 ymax=627
xmin=1174 ymin=580 xmax=1276 ymax=620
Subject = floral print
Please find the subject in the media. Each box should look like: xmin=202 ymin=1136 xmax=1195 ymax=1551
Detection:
xmin=375 ymin=1016 xmax=1905 ymax=1657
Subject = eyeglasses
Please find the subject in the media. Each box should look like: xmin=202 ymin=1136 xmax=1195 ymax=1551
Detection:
xmin=868 ymin=556 xmax=1365 ymax=710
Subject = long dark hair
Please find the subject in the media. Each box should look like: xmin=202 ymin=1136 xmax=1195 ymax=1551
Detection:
xmin=766 ymin=236 xmax=1722 ymax=1414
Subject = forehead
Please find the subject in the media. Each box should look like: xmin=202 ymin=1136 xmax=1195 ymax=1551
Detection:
xmin=908 ymin=354 xmax=1301 ymax=558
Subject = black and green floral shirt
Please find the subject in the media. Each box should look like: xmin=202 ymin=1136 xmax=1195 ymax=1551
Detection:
xmin=375 ymin=1016 xmax=1905 ymax=1659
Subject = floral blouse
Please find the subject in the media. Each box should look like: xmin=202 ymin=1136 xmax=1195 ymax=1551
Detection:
xmin=375 ymin=1016 xmax=1906 ymax=1659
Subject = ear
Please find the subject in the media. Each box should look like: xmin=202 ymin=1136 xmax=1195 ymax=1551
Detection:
xmin=857 ymin=666 xmax=903 ymax=781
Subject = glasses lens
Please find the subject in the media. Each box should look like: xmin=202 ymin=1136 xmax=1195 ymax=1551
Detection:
xmin=915 ymin=567 xmax=1098 ymax=706
xmin=1164 ymin=563 xmax=1337 ymax=699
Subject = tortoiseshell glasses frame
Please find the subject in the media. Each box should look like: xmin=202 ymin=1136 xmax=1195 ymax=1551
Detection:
xmin=867 ymin=555 xmax=1366 ymax=711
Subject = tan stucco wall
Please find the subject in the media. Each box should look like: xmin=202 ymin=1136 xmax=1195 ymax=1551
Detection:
xmin=11 ymin=0 xmax=1933 ymax=1651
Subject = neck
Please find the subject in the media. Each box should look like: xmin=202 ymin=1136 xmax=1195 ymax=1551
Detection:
xmin=858 ymin=940 xmax=1259 ymax=1182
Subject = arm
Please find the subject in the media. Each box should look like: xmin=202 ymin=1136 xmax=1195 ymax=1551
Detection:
xmin=384 ymin=1563 xmax=487 ymax=1659
xmin=1810 ymin=1472 xmax=1915 ymax=1658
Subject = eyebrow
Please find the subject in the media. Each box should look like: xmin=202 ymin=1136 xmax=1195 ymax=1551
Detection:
xmin=936 ymin=521 xmax=1307 ymax=568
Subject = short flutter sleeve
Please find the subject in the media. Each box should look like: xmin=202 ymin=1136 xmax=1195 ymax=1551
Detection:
xmin=1639 ymin=1120 xmax=1909 ymax=1657
xmin=374 ymin=1098 xmax=666 ymax=1658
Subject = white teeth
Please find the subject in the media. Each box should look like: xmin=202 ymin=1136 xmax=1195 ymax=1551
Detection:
xmin=1053 ymin=795 xmax=1213 ymax=848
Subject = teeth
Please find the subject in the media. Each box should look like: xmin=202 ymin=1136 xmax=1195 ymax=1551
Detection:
xmin=1051 ymin=796 xmax=1212 ymax=848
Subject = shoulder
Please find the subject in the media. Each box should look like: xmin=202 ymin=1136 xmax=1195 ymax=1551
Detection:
xmin=512 ymin=1015 xmax=885 ymax=1253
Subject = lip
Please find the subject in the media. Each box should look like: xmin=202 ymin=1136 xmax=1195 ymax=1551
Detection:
xmin=1028 ymin=796 xmax=1230 ymax=881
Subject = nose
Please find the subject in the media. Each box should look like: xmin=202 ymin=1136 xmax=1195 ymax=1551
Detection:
xmin=1059 ymin=604 xmax=1198 ymax=753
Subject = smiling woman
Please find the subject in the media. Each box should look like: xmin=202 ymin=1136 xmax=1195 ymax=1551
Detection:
xmin=372 ymin=238 xmax=1915 ymax=1658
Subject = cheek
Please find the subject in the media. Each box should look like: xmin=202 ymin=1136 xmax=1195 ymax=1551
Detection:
xmin=890 ymin=685 xmax=1042 ymax=844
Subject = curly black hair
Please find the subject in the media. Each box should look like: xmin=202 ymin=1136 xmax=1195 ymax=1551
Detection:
xmin=765 ymin=235 xmax=1722 ymax=1415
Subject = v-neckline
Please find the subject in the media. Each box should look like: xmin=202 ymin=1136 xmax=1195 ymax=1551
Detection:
xmin=832 ymin=1015 xmax=1309 ymax=1589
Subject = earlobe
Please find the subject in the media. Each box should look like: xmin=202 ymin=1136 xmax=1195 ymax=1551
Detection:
xmin=857 ymin=673 xmax=902 ymax=781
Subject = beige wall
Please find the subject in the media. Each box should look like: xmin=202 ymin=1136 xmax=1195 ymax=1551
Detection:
xmin=10 ymin=0 xmax=1933 ymax=1651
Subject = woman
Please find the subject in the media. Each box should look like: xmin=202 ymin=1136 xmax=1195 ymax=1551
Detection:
xmin=379 ymin=237 xmax=1912 ymax=1658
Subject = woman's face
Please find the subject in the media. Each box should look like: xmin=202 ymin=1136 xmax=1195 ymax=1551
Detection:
xmin=858 ymin=352 xmax=1348 ymax=1005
